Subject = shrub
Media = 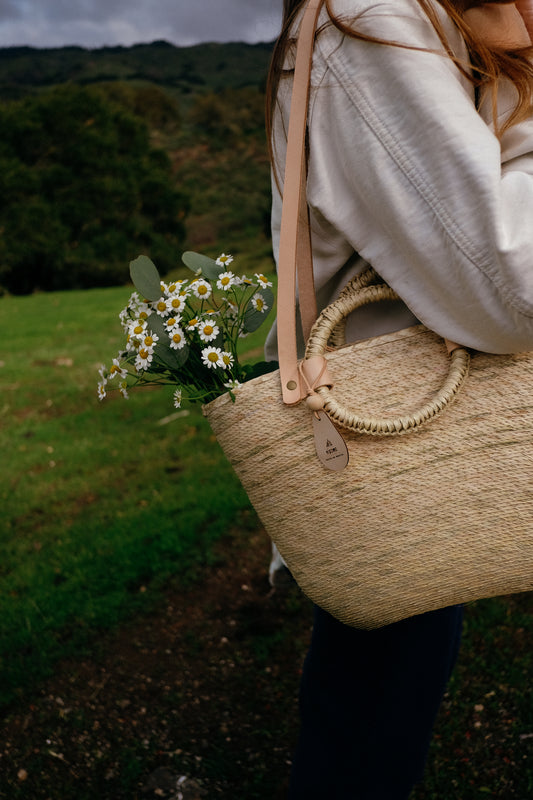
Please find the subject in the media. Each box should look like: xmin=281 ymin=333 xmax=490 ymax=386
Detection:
xmin=0 ymin=85 xmax=188 ymax=294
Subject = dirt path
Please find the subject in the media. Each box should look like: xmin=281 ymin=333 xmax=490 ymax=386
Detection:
xmin=2 ymin=526 xmax=532 ymax=799
xmin=1 ymin=527 xmax=312 ymax=799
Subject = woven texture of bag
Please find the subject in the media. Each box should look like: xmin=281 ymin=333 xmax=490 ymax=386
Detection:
xmin=204 ymin=324 xmax=533 ymax=629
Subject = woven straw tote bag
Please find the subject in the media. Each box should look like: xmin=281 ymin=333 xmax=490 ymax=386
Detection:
xmin=203 ymin=0 xmax=533 ymax=629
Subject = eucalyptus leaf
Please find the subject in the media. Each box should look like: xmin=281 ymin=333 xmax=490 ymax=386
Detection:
xmin=146 ymin=312 xmax=170 ymax=340
xmin=182 ymin=251 xmax=222 ymax=280
xmin=130 ymin=255 xmax=162 ymax=301
xmin=155 ymin=340 xmax=190 ymax=370
xmin=243 ymin=287 xmax=274 ymax=333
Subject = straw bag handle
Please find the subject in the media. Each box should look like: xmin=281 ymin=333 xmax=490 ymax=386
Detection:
xmin=277 ymin=0 xmax=471 ymax=430
xmin=305 ymin=266 xmax=471 ymax=434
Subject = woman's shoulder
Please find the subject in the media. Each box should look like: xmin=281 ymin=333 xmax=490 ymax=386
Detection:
xmin=321 ymin=0 xmax=455 ymax=39
xmin=327 ymin=0 xmax=439 ymax=18
xmin=316 ymin=0 xmax=461 ymax=61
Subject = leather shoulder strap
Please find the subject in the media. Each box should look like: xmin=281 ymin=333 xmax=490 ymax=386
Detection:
xmin=276 ymin=0 xmax=324 ymax=405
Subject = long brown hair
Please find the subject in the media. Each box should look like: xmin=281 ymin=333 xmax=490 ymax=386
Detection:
xmin=266 ymin=0 xmax=533 ymax=155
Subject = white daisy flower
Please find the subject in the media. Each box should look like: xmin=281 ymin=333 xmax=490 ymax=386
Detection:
xmin=143 ymin=333 xmax=159 ymax=349
xmin=126 ymin=333 xmax=139 ymax=353
xmin=128 ymin=317 xmax=148 ymax=336
xmin=255 ymin=273 xmax=273 ymax=288
xmin=153 ymin=297 xmax=171 ymax=317
xmin=173 ymin=388 xmax=182 ymax=408
xmin=221 ymin=351 xmax=234 ymax=369
xmin=216 ymin=271 xmax=236 ymax=291
xmin=108 ymin=358 xmax=127 ymax=380
xmin=186 ymin=317 xmax=199 ymax=330
xmin=97 ymin=381 xmax=107 ymax=400
xmin=191 ymin=279 xmax=212 ymax=299
xmin=165 ymin=281 xmax=178 ymax=295
xmin=164 ymin=316 xmax=181 ymax=330
xmin=198 ymin=321 xmax=220 ymax=342
xmin=135 ymin=347 xmax=154 ymax=371
xmin=224 ymin=378 xmax=243 ymax=390
xmin=118 ymin=380 xmax=129 ymax=399
xmin=201 ymin=346 xmax=224 ymax=369
xmin=169 ymin=327 xmax=186 ymax=350
xmin=251 ymin=292 xmax=268 ymax=313
xmin=216 ymin=253 xmax=234 ymax=268
xmin=167 ymin=294 xmax=186 ymax=314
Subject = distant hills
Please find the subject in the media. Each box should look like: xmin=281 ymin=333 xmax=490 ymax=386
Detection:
xmin=0 ymin=38 xmax=276 ymax=291
xmin=0 ymin=39 xmax=274 ymax=100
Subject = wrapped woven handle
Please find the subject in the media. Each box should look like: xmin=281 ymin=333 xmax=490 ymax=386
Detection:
xmin=305 ymin=268 xmax=471 ymax=435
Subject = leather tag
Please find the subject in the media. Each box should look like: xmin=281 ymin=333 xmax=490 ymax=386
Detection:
xmin=312 ymin=411 xmax=349 ymax=471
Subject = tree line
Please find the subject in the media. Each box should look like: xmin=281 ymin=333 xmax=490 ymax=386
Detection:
xmin=0 ymin=84 xmax=188 ymax=294
xmin=0 ymin=57 xmax=272 ymax=295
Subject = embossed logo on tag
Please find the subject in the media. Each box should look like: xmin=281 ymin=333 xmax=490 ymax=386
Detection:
xmin=312 ymin=411 xmax=349 ymax=471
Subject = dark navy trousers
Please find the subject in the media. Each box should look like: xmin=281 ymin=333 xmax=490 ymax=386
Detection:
xmin=288 ymin=604 xmax=464 ymax=799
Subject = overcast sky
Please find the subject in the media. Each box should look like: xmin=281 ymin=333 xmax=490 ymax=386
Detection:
xmin=0 ymin=0 xmax=282 ymax=49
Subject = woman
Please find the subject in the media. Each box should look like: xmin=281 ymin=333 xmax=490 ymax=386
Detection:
xmin=265 ymin=1 xmax=533 ymax=797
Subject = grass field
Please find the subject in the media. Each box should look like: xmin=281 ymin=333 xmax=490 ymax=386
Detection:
xmin=1 ymin=268 xmax=271 ymax=707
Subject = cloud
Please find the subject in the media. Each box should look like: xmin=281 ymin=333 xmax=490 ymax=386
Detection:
xmin=0 ymin=0 xmax=22 ymax=23
xmin=0 ymin=0 xmax=282 ymax=48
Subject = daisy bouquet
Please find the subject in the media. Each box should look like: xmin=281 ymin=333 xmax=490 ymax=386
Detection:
xmin=98 ymin=251 xmax=274 ymax=408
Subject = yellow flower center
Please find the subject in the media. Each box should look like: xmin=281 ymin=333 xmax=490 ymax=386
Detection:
xmin=256 ymin=299 xmax=264 ymax=311
xmin=157 ymin=301 xmax=167 ymax=312
xmin=110 ymin=364 xmax=120 ymax=374
xmin=139 ymin=348 xmax=149 ymax=359
xmin=166 ymin=317 xmax=176 ymax=327
xmin=173 ymin=333 xmax=182 ymax=344
xmin=208 ymin=352 xmax=219 ymax=363
xmin=139 ymin=311 xmax=148 ymax=319
xmin=171 ymin=298 xmax=182 ymax=308
xmin=203 ymin=325 xmax=213 ymax=336
xmin=188 ymin=319 xmax=197 ymax=327
xmin=198 ymin=285 xmax=208 ymax=295
xmin=144 ymin=336 xmax=154 ymax=347
xmin=221 ymin=276 xmax=230 ymax=286
xmin=169 ymin=284 xmax=177 ymax=292
xmin=222 ymin=354 xmax=231 ymax=365
xmin=134 ymin=324 xmax=144 ymax=335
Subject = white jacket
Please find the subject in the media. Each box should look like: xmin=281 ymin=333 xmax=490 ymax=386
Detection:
xmin=265 ymin=0 xmax=533 ymax=360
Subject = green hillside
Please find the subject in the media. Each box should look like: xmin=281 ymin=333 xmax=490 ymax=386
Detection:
xmin=0 ymin=39 xmax=273 ymax=99
xmin=0 ymin=39 xmax=275 ymax=294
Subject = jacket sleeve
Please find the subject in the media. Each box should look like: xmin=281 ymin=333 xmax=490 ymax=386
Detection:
xmin=305 ymin=0 xmax=533 ymax=353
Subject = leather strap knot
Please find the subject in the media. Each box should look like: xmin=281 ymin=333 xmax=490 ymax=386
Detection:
xmin=299 ymin=356 xmax=334 ymax=410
